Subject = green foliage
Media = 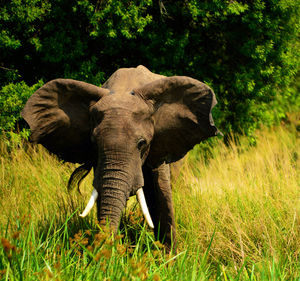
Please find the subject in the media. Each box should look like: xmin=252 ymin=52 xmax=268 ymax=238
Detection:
xmin=0 ymin=81 xmax=43 ymax=136
xmin=80 ymin=0 xmax=153 ymax=39
xmin=0 ymin=0 xmax=299 ymax=138
xmin=0 ymin=0 xmax=51 ymax=84
xmin=179 ymin=0 xmax=300 ymax=136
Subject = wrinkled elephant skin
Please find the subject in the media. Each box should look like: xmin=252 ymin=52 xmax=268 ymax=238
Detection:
xmin=21 ymin=65 xmax=220 ymax=251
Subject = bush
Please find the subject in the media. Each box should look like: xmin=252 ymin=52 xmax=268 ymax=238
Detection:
xmin=0 ymin=0 xmax=299 ymax=139
xmin=0 ymin=81 xmax=43 ymax=138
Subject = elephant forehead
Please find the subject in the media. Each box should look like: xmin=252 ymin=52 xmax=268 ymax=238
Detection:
xmin=95 ymin=93 xmax=150 ymax=113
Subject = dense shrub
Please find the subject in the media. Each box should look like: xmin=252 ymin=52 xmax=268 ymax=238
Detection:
xmin=0 ymin=81 xmax=43 ymax=140
xmin=0 ymin=0 xmax=299 ymax=138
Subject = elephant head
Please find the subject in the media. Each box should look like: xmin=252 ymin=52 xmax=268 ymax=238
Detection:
xmin=21 ymin=65 xmax=220 ymax=233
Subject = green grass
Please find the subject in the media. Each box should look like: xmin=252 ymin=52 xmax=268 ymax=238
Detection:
xmin=0 ymin=113 xmax=299 ymax=280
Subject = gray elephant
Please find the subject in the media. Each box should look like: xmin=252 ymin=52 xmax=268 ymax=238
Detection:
xmin=21 ymin=65 xmax=220 ymax=251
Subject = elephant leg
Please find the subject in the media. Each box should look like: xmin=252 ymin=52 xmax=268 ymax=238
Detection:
xmin=143 ymin=163 xmax=176 ymax=252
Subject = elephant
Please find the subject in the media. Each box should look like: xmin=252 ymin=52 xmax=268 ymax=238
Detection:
xmin=21 ymin=65 xmax=220 ymax=251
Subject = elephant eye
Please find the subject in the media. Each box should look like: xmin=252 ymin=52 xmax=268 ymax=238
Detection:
xmin=137 ymin=138 xmax=147 ymax=150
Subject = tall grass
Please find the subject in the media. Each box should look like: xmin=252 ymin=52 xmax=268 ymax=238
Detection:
xmin=0 ymin=114 xmax=299 ymax=280
xmin=173 ymin=116 xmax=300 ymax=279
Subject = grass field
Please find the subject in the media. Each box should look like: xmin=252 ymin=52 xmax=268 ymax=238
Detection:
xmin=0 ymin=114 xmax=299 ymax=280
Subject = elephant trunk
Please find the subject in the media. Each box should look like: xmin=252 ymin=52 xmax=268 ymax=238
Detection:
xmin=95 ymin=166 xmax=131 ymax=230
xmin=80 ymin=154 xmax=154 ymax=229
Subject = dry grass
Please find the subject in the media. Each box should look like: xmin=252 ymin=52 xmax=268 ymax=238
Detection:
xmin=0 ymin=113 xmax=299 ymax=279
xmin=173 ymin=114 xmax=300 ymax=277
xmin=0 ymin=142 xmax=94 ymax=228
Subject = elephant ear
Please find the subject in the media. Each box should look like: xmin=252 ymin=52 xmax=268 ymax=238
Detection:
xmin=21 ymin=79 xmax=109 ymax=163
xmin=134 ymin=76 xmax=221 ymax=167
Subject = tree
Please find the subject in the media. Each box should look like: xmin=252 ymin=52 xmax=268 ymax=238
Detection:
xmin=1 ymin=0 xmax=299 ymax=138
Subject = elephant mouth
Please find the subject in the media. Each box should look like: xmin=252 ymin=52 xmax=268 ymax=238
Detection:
xmin=79 ymin=187 xmax=154 ymax=229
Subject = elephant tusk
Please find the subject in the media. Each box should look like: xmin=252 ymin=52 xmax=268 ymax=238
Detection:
xmin=136 ymin=188 xmax=154 ymax=229
xmin=79 ymin=188 xmax=98 ymax=217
